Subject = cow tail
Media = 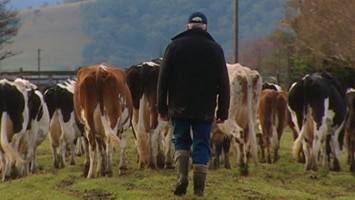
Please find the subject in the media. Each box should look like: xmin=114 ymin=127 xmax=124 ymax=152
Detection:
xmin=0 ymin=112 xmax=27 ymax=164
xmin=292 ymin=115 xmax=304 ymax=159
xmin=247 ymin=76 xmax=259 ymax=165
xmin=95 ymin=65 xmax=120 ymax=144
xmin=135 ymin=94 xmax=150 ymax=162
xmin=96 ymin=66 xmax=106 ymax=114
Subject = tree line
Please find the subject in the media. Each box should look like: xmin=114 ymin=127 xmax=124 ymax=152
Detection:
xmin=2 ymin=0 xmax=355 ymax=87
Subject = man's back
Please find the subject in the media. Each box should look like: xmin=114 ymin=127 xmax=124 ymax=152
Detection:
xmin=160 ymin=28 xmax=228 ymax=121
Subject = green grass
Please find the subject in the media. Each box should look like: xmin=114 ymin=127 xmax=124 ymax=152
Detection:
xmin=1 ymin=128 xmax=355 ymax=200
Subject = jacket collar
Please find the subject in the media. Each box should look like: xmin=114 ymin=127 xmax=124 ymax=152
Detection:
xmin=171 ymin=28 xmax=215 ymax=41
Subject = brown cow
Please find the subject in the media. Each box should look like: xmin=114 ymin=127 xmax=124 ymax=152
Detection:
xmin=258 ymin=89 xmax=288 ymax=163
xmin=74 ymin=62 xmax=132 ymax=178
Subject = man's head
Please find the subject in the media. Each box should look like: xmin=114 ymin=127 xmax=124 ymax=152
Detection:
xmin=186 ymin=12 xmax=208 ymax=31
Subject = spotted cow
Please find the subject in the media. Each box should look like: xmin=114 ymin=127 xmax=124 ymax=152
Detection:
xmin=289 ymin=72 xmax=347 ymax=171
xmin=213 ymin=63 xmax=261 ymax=175
xmin=0 ymin=78 xmax=50 ymax=181
xmin=43 ymin=79 xmax=85 ymax=169
xmin=125 ymin=58 xmax=173 ymax=169
xmin=15 ymin=79 xmax=50 ymax=176
xmin=74 ymin=62 xmax=132 ymax=178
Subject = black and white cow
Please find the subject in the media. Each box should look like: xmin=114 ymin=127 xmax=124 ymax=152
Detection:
xmin=43 ymin=79 xmax=85 ymax=169
xmin=15 ymin=78 xmax=50 ymax=176
xmin=125 ymin=58 xmax=173 ymax=169
xmin=262 ymin=82 xmax=283 ymax=92
xmin=0 ymin=78 xmax=50 ymax=181
xmin=288 ymin=72 xmax=347 ymax=171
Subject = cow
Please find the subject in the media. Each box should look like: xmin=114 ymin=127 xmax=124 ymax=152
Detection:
xmin=345 ymin=88 xmax=355 ymax=173
xmin=125 ymin=58 xmax=173 ymax=169
xmin=262 ymin=82 xmax=283 ymax=92
xmin=258 ymin=89 xmax=288 ymax=163
xmin=0 ymin=78 xmax=50 ymax=181
xmin=209 ymin=122 xmax=231 ymax=170
xmin=14 ymin=78 xmax=50 ymax=176
xmin=289 ymin=72 xmax=347 ymax=172
xmin=213 ymin=63 xmax=261 ymax=176
xmin=74 ymin=62 xmax=132 ymax=178
xmin=43 ymin=79 xmax=85 ymax=169
xmin=261 ymin=82 xmax=305 ymax=163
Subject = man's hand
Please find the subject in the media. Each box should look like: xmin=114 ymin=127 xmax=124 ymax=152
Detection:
xmin=159 ymin=114 xmax=170 ymax=121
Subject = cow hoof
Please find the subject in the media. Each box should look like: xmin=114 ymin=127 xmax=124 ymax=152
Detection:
xmin=224 ymin=164 xmax=231 ymax=169
xmin=239 ymin=163 xmax=249 ymax=176
xmin=118 ymin=168 xmax=127 ymax=176
xmin=54 ymin=163 xmax=60 ymax=169
xmin=165 ymin=163 xmax=174 ymax=169
xmin=2 ymin=175 xmax=10 ymax=182
xmin=106 ymin=171 xmax=113 ymax=177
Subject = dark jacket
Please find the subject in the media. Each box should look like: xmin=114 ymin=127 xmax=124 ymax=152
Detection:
xmin=157 ymin=28 xmax=230 ymax=122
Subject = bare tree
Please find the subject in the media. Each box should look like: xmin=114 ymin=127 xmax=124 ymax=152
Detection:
xmin=0 ymin=0 xmax=20 ymax=61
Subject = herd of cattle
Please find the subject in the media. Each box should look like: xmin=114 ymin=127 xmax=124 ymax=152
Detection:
xmin=0 ymin=58 xmax=354 ymax=181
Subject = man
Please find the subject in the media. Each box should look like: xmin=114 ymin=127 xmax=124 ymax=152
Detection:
xmin=157 ymin=11 xmax=230 ymax=197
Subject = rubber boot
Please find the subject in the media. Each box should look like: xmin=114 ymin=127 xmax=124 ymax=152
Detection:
xmin=193 ymin=164 xmax=207 ymax=197
xmin=174 ymin=150 xmax=190 ymax=196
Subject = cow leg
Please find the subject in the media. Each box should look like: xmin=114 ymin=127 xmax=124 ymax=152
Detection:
xmin=239 ymin=143 xmax=248 ymax=176
xmin=86 ymin=132 xmax=96 ymax=178
xmin=69 ymin=142 xmax=76 ymax=165
xmin=50 ymin=143 xmax=59 ymax=168
xmin=0 ymin=152 xmax=7 ymax=181
xmin=105 ymin=138 xmax=114 ymax=177
xmin=149 ymin=129 xmax=158 ymax=169
xmin=60 ymin=136 xmax=67 ymax=168
xmin=351 ymin=142 xmax=355 ymax=172
xmin=82 ymin=137 xmax=90 ymax=177
xmin=95 ymin=138 xmax=106 ymax=177
xmin=213 ymin=143 xmax=222 ymax=169
xmin=258 ymin=133 xmax=266 ymax=163
xmin=273 ymin=142 xmax=280 ymax=164
xmin=349 ymin=136 xmax=355 ymax=172
xmin=118 ymin=131 xmax=128 ymax=175
xmin=30 ymin=147 xmax=37 ymax=174
xmin=157 ymin=132 xmax=166 ymax=169
xmin=267 ymin=146 xmax=272 ymax=164
xmin=329 ymin=135 xmax=341 ymax=171
xmin=303 ymin=139 xmax=316 ymax=171
xmin=222 ymin=136 xmax=231 ymax=169
xmin=2 ymin=155 xmax=12 ymax=181
xmin=75 ymin=137 xmax=84 ymax=156
xmin=164 ymin=126 xmax=174 ymax=169
xmin=87 ymin=145 xmax=96 ymax=178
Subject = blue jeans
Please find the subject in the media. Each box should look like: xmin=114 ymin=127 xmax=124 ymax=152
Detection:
xmin=171 ymin=118 xmax=211 ymax=165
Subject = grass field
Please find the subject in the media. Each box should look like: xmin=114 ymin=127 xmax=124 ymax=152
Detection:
xmin=0 ymin=128 xmax=355 ymax=200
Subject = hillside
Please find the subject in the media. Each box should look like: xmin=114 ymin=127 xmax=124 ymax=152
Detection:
xmin=1 ymin=0 xmax=284 ymax=72
xmin=2 ymin=2 xmax=90 ymax=71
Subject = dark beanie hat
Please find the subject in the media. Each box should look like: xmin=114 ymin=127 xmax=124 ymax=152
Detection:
xmin=188 ymin=12 xmax=207 ymax=25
